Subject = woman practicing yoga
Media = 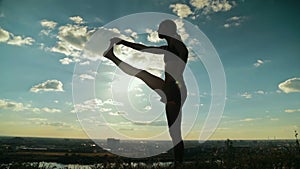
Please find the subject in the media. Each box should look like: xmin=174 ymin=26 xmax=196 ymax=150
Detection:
xmin=103 ymin=19 xmax=188 ymax=165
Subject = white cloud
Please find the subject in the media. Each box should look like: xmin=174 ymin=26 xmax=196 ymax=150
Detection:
xmin=174 ymin=19 xmax=189 ymax=42
xmin=51 ymin=23 xmax=95 ymax=57
xmin=32 ymin=108 xmax=41 ymax=112
xmin=69 ymin=16 xmax=85 ymax=24
xmin=240 ymin=118 xmax=255 ymax=122
xmin=224 ymin=16 xmax=246 ymax=28
xmin=31 ymin=107 xmax=61 ymax=113
xmin=124 ymin=29 xmax=133 ymax=34
xmin=30 ymin=80 xmax=64 ymax=93
xmin=40 ymin=20 xmax=57 ymax=36
xmin=40 ymin=29 xmax=51 ymax=36
xmin=82 ymin=27 xmax=131 ymax=60
xmin=240 ymin=92 xmax=252 ymax=99
xmin=79 ymin=61 xmax=90 ymax=65
xmin=27 ymin=118 xmax=48 ymax=121
xmin=0 ymin=27 xmax=35 ymax=46
xmin=0 ymin=27 xmax=10 ymax=42
xmin=132 ymin=120 xmax=167 ymax=126
xmin=135 ymin=93 xmax=145 ymax=97
xmin=224 ymin=23 xmax=230 ymax=28
xmin=103 ymin=99 xmax=123 ymax=106
xmin=145 ymin=29 xmax=162 ymax=43
xmin=130 ymin=32 xmax=138 ymax=39
xmin=59 ymin=57 xmax=73 ymax=65
xmin=190 ymin=0 xmax=210 ymax=9
xmin=40 ymin=20 xmax=57 ymax=29
xmin=51 ymin=41 xmax=77 ymax=56
xmin=109 ymin=111 xmax=127 ymax=116
xmin=99 ymin=107 xmax=112 ymax=112
xmin=228 ymin=16 xmax=241 ymax=21
xmin=108 ymin=27 xmax=121 ymax=34
xmin=58 ymin=24 xmax=93 ymax=50
xmin=41 ymin=107 xmax=61 ymax=113
xmin=255 ymin=90 xmax=265 ymax=95
xmin=278 ymin=78 xmax=300 ymax=93
xmin=7 ymin=36 xmax=35 ymax=46
xmin=253 ymin=59 xmax=264 ymax=67
xmin=284 ymin=109 xmax=300 ymax=113
xmin=74 ymin=99 xmax=102 ymax=112
xmin=0 ymin=99 xmax=61 ymax=113
xmin=124 ymin=28 xmax=138 ymax=39
xmin=37 ymin=121 xmax=74 ymax=128
xmin=0 ymin=99 xmax=30 ymax=111
xmin=144 ymin=106 xmax=152 ymax=111
xmin=170 ymin=4 xmax=193 ymax=18
xmin=74 ymin=98 xmax=123 ymax=113
xmin=79 ymin=74 xmax=95 ymax=80
xmin=190 ymin=0 xmax=235 ymax=15
xmin=211 ymin=1 xmax=232 ymax=12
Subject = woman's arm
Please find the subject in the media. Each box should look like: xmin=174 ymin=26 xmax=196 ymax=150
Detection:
xmin=111 ymin=37 xmax=166 ymax=54
xmin=121 ymin=40 xmax=147 ymax=51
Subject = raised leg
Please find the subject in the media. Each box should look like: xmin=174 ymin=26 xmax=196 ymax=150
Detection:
xmin=103 ymin=43 xmax=165 ymax=95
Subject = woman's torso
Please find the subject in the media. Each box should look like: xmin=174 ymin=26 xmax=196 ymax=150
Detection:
xmin=163 ymin=40 xmax=188 ymax=103
xmin=163 ymin=40 xmax=188 ymax=84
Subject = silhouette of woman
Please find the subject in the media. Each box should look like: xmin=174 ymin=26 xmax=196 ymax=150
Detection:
xmin=104 ymin=20 xmax=188 ymax=164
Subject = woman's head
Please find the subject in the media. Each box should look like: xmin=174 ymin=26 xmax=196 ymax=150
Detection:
xmin=158 ymin=19 xmax=178 ymax=39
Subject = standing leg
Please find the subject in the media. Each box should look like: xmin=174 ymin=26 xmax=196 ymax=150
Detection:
xmin=166 ymin=102 xmax=184 ymax=164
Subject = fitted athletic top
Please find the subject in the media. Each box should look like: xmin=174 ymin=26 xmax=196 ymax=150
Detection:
xmin=161 ymin=40 xmax=188 ymax=85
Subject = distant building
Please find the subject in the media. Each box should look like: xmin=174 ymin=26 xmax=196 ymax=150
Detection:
xmin=107 ymin=138 xmax=120 ymax=150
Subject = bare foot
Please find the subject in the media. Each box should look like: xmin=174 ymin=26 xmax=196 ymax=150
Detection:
xmin=103 ymin=41 xmax=115 ymax=60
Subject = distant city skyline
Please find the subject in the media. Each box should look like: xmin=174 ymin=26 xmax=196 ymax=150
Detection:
xmin=0 ymin=0 xmax=299 ymax=140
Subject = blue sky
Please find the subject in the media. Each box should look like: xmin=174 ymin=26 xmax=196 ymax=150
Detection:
xmin=0 ymin=0 xmax=299 ymax=140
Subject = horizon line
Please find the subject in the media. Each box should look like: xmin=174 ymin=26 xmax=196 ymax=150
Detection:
xmin=0 ymin=135 xmax=296 ymax=141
